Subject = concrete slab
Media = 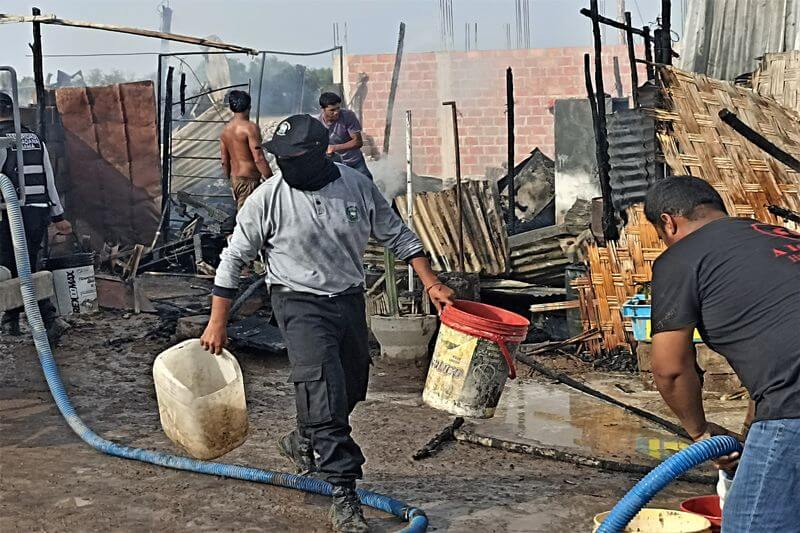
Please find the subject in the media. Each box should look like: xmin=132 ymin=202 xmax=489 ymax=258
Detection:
xmin=0 ymin=271 xmax=55 ymax=312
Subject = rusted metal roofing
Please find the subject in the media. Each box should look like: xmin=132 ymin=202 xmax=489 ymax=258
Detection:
xmin=508 ymin=224 xmax=573 ymax=286
xmin=396 ymin=180 xmax=509 ymax=275
xmin=679 ymin=0 xmax=800 ymax=81
xmin=607 ymin=108 xmax=656 ymax=213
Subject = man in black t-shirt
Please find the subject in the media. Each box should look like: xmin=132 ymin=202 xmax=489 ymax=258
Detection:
xmin=646 ymin=176 xmax=799 ymax=531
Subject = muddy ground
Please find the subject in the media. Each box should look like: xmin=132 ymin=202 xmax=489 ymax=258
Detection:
xmin=1 ymin=310 xmax=706 ymax=532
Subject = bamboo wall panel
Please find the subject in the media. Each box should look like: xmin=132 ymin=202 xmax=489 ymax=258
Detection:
xmin=580 ymin=66 xmax=800 ymax=351
xmin=753 ymin=51 xmax=800 ymax=117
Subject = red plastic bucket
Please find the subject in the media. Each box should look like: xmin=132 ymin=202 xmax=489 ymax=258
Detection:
xmin=681 ymin=495 xmax=722 ymax=531
xmin=440 ymin=300 xmax=530 ymax=379
xmin=423 ymin=300 xmax=530 ymax=418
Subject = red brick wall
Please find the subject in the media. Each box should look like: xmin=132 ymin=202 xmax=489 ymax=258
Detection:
xmin=345 ymin=46 xmax=645 ymax=177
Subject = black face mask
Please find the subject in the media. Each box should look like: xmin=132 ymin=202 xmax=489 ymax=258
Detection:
xmin=276 ymin=146 xmax=341 ymax=191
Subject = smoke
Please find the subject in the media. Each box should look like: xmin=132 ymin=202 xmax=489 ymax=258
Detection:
xmin=369 ymin=156 xmax=452 ymax=203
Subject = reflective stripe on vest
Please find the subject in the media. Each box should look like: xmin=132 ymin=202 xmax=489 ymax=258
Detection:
xmin=0 ymin=123 xmax=49 ymax=207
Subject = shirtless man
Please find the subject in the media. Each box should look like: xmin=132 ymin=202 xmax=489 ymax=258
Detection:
xmin=220 ymin=90 xmax=272 ymax=210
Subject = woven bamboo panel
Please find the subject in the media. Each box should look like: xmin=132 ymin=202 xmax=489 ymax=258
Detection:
xmin=753 ymin=51 xmax=800 ymax=117
xmin=579 ymin=66 xmax=800 ymax=352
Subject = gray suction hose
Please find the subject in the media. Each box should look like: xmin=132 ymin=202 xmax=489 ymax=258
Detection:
xmin=0 ymin=174 xmax=428 ymax=532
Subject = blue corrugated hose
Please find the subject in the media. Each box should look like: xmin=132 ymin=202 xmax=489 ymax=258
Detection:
xmin=0 ymin=174 xmax=428 ymax=533
xmin=597 ymin=435 xmax=742 ymax=532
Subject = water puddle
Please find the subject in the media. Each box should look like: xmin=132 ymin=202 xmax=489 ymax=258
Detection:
xmin=468 ymin=378 xmax=689 ymax=462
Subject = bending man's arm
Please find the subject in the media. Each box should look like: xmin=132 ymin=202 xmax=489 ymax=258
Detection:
xmin=651 ymin=328 xmax=707 ymax=439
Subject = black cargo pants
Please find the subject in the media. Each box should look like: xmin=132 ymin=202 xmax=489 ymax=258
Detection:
xmin=270 ymin=288 xmax=371 ymax=486
xmin=0 ymin=206 xmax=56 ymax=325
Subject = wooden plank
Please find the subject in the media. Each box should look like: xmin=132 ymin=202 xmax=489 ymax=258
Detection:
xmin=530 ymin=301 xmax=581 ymax=313
xmin=0 ymin=13 xmax=258 ymax=54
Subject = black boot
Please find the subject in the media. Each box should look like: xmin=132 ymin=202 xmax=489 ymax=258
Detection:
xmin=329 ymin=484 xmax=369 ymax=533
xmin=1 ymin=315 xmax=21 ymax=336
xmin=277 ymin=430 xmax=316 ymax=475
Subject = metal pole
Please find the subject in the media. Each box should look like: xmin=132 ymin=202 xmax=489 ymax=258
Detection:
xmin=442 ymin=101 xmax=464 ymax=272
xmin=506 ymin=67 xmax=515 ymax=234
xmin=0 ymin=66 xmax=26 ymax=205
xmin=31 ymin=7 xmax=47 ymax=141
xmin=160 ymin=66 xmax=174 ymax=242
xmin=156 ymin=54 xmax=162 ymax=148
xmin=405 ymin=110 xmax=414 ymax=294
xmin=255 ymin=51 xmax=266 ymax=129
xmin=338 ymin=45 xmax=346 ymax=107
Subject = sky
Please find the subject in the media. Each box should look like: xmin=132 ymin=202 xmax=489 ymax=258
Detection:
xmin=1 ymin=0 xmax=681 ymax=79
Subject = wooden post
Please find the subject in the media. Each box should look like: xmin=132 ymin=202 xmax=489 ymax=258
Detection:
xmin=589 ymin=0 xmax=619 ymax=242
xmin=255 ymin=52 xmax=266 ymax=129
xmin=617 ymin=0 xmax=626 ymax=45
xmin=31 ymin=7 xmax=47 ymax=140
xmin=506 ymin=67 xmax=516 ymax=234
xmin=382 ymin=22 xmax=406 ymax=155
xmin=624 ymin=12 xmax=639 ymax=107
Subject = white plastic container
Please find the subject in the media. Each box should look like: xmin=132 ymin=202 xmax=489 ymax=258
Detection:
xmin=44 ymin=253 xmax=98 ymax=316
xmin=153 ymin=339 xmax=248 ymax=460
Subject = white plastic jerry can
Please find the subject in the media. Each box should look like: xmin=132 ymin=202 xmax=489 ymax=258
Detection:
xmin=153 ymin=339 xmax=249 ymax=460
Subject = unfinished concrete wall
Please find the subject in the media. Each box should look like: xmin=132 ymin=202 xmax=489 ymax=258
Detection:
xmin=344 ymin=45 xmax=644 ymax=180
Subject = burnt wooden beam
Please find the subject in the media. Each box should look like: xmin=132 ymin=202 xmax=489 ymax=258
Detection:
xmin=661 ymin=0 xmax=672 ymax=65
xmin=506 ymin=66 xmax=516 ymax=233
xmin=579 ymin=7 xmax=679 ymax=58
xmin=624 ymin=12 xmax=640 ymax=107
xmin=382 ymin=22 xmax=406 ymax=155
xmin=31 ymin=7 xmax=46 ymax=140
xmin=642 ymin=25 xmax=656 ymax=80
xmin=160 ymin=66 xmax=174 ymax=240
xmin=589 ymin=0 xmax=619 ymax=242
xmin=719 ymin=109 xmax=800 ymax=173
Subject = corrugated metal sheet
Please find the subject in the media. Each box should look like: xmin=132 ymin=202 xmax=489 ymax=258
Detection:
xmin=679 ymin=0 xmax=800 ymax=81
xmin=396 ymin=180 xmax=509 ymax=275
xmin=170 ymin=104 xmax=231 ymax=198
xmin=607 ymin=109 xmax=656 ymax=213
xmin=753 ymin=51 xmax=800 ymax=116
xmin=55 ymin=81 xmax=160 ymax=248
xmin=508 ymin=224 xmax=573 ymax=286
xmin=170 ymin=107 xmax=283 ymax=198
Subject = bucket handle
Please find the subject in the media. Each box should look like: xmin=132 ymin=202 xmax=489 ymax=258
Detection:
xmin=445 ymin=322 xmax=521 ymax=379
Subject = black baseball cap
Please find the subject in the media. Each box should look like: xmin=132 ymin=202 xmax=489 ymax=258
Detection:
xmin=264 ymin=114 xmax=329 ymax=157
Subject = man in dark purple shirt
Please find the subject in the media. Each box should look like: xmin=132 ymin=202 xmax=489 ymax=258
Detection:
xmin=316 ymin=92 xmax=373 ymax=180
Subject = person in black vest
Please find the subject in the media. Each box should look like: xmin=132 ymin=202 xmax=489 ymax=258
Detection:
xmin=0 ymin=92 xmax=72 ymax=339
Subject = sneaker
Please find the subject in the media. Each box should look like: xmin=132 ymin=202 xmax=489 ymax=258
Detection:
xmin=277 ymin=430 xmax=316 ymax=475
xmin=329 ymin=485 xmax=369 ymax=533
xmin=1 ymin=318 xmax=21 ymax=337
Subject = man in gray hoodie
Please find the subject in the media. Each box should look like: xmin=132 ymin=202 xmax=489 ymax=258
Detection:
xmin=200 ymin=114 xmax=453 ymax=533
